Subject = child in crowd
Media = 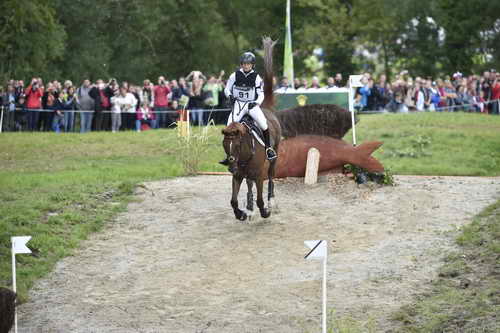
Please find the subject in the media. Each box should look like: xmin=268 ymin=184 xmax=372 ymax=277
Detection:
xmin=136 ymin=100 xmax=155 ymax=132
xmin=51 ymin=95 xmax=65 ymax=133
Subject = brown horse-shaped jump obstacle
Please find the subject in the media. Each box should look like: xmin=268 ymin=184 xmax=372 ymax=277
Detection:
xmin=222 ymin=37 xmax=281 ymax=221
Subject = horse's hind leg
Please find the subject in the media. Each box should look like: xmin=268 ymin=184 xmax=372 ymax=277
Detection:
xmin=231 ymin=176 xmax=247 ymax=221
xmin=246 ymin=179 xmax=254 ymax=219
xmin=256 ymin=179 xmax=270 ymax=218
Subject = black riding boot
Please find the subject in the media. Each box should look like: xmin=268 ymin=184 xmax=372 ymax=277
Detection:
xmin=263 ymin=129 xmax=277 ymax=160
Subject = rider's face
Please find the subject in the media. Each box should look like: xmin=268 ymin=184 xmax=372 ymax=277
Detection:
xmin=241 ymin=63 xmax=253 ymax=72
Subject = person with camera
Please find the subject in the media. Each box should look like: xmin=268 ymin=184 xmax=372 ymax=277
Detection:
xmin=111 ymin=85 xmax=137 ymax=133
xmin=24 ymin=78 xmax=44 ymax=131
xmin=41 ymin=82 xmax=58 ymax=131
xmin=202 ymin=71 xmax=225 ymax=124
xmin=153 ymin=76 xmax=171 ymax=129
xmin=89 ymin=79 xmax=114 ymax=131
xmin=76 ymin=79 xmax=95 ymax=133
xmin=187 ymin=73 xmax=206 ymax=126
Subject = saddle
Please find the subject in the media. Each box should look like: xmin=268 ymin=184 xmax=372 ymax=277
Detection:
xmin=240 ymin=115 xmax=265 ymax=147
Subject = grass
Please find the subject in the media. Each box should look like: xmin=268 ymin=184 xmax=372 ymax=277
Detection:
xmin=0 ymin=126 xmax=226 ymax=301
xmin=0 ymin=112 xmax=499 ymax=303
xmin=350 ymin=112 xmax=500 ymax=176
xmin=392 ymin=200 xmax=500 ymax=332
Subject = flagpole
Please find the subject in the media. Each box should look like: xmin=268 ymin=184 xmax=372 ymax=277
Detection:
xmin=284 ymin=0 xmax=294 ymax=88
xmin=12 ymin=240 xmax=18 ymax=333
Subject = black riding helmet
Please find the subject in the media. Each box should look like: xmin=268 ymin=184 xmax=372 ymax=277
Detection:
xmin=240 ymin=52 xmax=256 ymax=65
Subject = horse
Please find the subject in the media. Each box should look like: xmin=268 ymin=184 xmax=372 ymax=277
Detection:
xmin=221 ymin=37 xmax=281 ymax=221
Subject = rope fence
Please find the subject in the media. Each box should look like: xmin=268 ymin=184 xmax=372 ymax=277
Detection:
xmin=0 ymin=99 xmax=498 ymax=132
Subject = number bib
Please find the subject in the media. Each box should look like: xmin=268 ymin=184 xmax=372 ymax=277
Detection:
xmin=233 ymin=85 xmax=256 ymax=102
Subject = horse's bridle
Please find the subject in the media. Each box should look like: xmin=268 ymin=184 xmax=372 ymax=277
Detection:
xmin=226 ymin=131 xmax=255 ymax=168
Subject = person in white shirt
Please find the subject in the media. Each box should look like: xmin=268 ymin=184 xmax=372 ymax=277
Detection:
xmin=110 ymin=86 xmax=137 ymax=133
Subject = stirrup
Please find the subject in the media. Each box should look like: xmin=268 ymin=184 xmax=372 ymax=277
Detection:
xmin=266 ymin=147 xmax=277 ymax=160
xmin=219 ymin=158 xmax=230 ymax=166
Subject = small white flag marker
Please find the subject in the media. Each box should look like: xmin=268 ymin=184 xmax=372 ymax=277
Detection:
xmin=304 ymin=240 xmax=328 ymax=333
xmin=304 ymin=240 xmax=327 ymax=260
xmin=12 ymin=236 xmax=32 ymax=254
xmin=12 ymin=236 xmax=32 ymax=333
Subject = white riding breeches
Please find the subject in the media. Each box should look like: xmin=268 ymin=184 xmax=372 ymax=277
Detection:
xmin=226 ymin=101 xmax=268 ymax=131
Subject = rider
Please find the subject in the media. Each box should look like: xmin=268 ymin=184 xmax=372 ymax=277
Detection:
xmin=219 ymin=51 xmax=277 ymax=166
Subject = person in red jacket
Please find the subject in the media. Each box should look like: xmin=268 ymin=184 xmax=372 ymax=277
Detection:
xmin=153 ymin=76 xmax=171 ymax=128
xmin=25 ymin=78 xmax=44 ymax=131
xmin=491 ymin=72 xmax=500 ymax=115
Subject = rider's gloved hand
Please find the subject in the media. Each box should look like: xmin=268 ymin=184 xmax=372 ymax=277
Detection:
xmin=229 ymin=95 xmax=236 ymax=105
xmin=248 ymin=102 xmax=257 ymax=110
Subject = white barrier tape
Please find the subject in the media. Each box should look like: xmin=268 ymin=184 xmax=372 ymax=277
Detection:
xmin=11 ymin=108 xmax=232 ymax=113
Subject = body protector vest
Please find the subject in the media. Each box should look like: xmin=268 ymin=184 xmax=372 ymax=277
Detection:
xmin=232 ymin=70 xmax=259 ymax=102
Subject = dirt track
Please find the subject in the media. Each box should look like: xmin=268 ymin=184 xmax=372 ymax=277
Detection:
xmin=18 ymin=175 xmax=500 ymax=332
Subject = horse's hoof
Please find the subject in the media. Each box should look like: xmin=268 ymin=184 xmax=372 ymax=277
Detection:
xmin=237 ymin=212 xmax=247 ymax=221
xmin=260 ymin=209 xmax=271 ymax=218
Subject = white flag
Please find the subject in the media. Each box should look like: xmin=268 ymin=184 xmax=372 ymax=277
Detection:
xmin=12 ymin=236 xmax=32 ymax=254
xmin=304 ymin=240 xmax=327 ymax=260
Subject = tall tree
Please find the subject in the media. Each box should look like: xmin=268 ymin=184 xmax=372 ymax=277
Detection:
xmin=0 ymin=0 xmax=66 ymax=81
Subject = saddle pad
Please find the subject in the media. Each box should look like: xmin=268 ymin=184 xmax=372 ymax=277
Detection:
xmin=241 ymin=116 xmax=265 ymax=147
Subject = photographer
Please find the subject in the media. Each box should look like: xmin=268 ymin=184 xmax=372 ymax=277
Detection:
xmin=76 ymin=79 xmax=95 ymax=133
xmin=24 ymin=78 xmax=44 ymax=131
xmin=89 ymin=79 xmax=114 ymax=131
xmin=153 ymin=76 xmax=171 ymax=128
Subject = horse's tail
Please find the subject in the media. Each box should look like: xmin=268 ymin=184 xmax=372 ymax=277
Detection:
xmin=261 ymin=36 xmax=277 ymax=110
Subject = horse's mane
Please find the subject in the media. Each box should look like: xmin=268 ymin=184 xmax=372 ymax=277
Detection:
xmin=261 ymin=37 xmax=276 ymax=110
xmin=222 ymin=122 xmax=247 ymax=137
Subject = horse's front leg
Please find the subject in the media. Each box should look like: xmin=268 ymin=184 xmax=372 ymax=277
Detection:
xmin=256 ymin=178 xmax=270 ymax=218
xmin=268 ymin=159 xmax=277 ymax=210
xmin=231 ymin=176 xmax=247 ymax=221
xmin=246 ymin=179 xmax=254 ymax=219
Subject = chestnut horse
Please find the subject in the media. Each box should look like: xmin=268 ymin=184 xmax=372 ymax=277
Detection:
xmin=221 ymin=37 xmax=281 ymax=221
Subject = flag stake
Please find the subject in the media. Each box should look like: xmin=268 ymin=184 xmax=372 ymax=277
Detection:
xmin=304 ymin=240 xmax=328 ymax=333
xmin=12 ymin=236 xmax=32 ymax=333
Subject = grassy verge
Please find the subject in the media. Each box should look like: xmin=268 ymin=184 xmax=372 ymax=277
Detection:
xmin=392 ymin=199 xmax=500 ymax=332
xmin=0 ymin=113 xmax=499 ymax=302
xmin=350 ymin=112 xmax=500 ymax=176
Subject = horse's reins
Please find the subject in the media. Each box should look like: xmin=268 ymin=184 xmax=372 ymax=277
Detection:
xmin=231 ymin=99 xmax=249 ymax=123
xmin=226 ymin=128 xmax=255 ymax=168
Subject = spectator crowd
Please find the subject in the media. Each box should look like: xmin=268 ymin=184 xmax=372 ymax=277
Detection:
xmin=1 ymin=69 xmax=499 ymax=133
xmin=275 ymin=70 xmax=500 ymax=114
xmin=0 ymin=70 xmax=227 ymax=133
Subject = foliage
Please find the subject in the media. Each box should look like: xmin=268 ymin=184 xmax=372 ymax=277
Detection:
xmin=176 ymin=122 xmax=218 ymax=175
xmin=1 ymin=0 xmax=498 ymax=83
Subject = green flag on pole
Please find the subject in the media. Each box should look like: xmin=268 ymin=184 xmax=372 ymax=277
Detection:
xmin=284 ymin=0 xmax=294 ymax=88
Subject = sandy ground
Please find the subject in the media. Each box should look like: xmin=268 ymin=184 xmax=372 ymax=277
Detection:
xmin=18 ymin=175 xmax=500 ymax=333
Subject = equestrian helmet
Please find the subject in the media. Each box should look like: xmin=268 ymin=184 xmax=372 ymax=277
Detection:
xmin=240 ymin=52 xmax=256 ymax=65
